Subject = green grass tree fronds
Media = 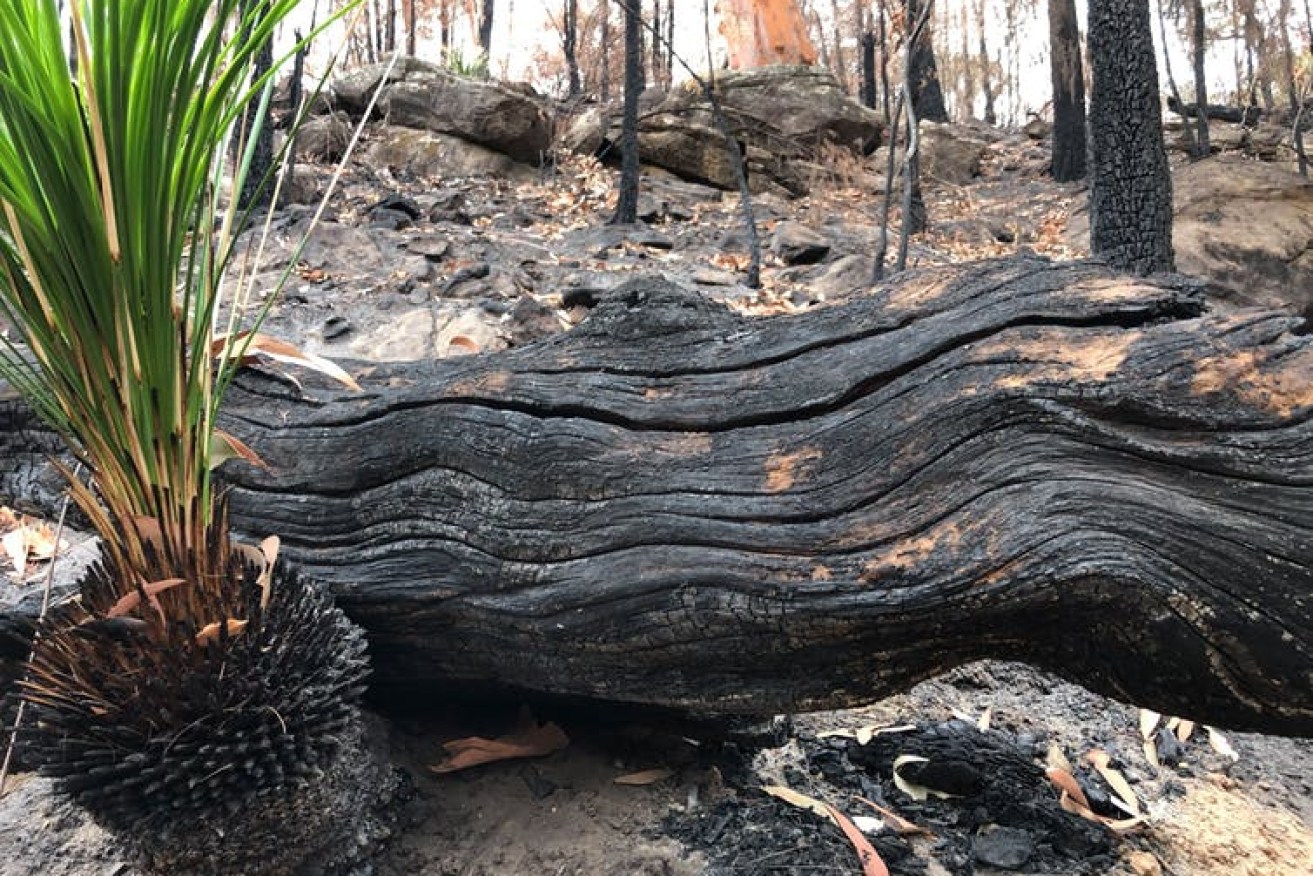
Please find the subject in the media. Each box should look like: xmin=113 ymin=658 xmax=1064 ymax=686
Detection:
xmin=0 ymin=0 xmax=336 ymax=589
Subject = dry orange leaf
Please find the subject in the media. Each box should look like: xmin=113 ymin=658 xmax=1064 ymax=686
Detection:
xmin=763 ymin=786 xmax=889 ymax=876
xmin=195 ymin=618 xmax=249 ymax=646
xmin=1044 ymin=766 xmax=1090 ymax=810
xmin=430 ymin=720 xmax=569 ymax=774
xmin=1058 ymin=790 xmax=1146 ymax=832
xmin=212 ymin=429 xmax=269 ymax=470
xmin=614 ymin=768 xmax=674 ymax=786
xmin=825 ymin=801 xmax=890 ymax=876
xmin=106 ymin=578 xmax=185 ymax=624
xmin=853 ymin=795 xmax=933 ymax=837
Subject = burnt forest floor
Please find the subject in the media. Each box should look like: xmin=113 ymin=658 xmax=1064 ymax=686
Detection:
xmin=1 ymin=127 xmax=1310 ymax=876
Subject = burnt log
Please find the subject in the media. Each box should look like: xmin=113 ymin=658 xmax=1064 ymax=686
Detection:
xmin=3 ymin=257 xmax=1313 ymax=734
xmin=1166 ymin=95 xmax=1263 ymax=125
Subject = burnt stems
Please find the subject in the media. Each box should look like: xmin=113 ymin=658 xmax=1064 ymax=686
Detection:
xmin=20 ymin=550 xmax=374 ymax=876
xmin=3 ymin=258 xmax=1313 ymax=735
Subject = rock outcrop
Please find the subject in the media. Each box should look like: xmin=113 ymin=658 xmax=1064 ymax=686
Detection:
xmin=562 ymin=65 xmax=883 ymax=196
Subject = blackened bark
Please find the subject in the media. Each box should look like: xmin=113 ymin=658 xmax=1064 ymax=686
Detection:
xmin=563 ymin=0 xmax=581 ymax=97
xmin=906 ymin=0 xmax=948 ymax=122
xmin=234 ymin=0 xmax=276 ymax=212
xmin=1048 ymin=0 xmax=1087 ymax=181
xmin=611 ymin=0 xmax=641 ymax=225
xmin=861 ymin=31 xmax=877 ymax=109
xmin=1087 ymin=0 xmax=1175 ymax=274
xmin=1190 ymin=0 xmax=1210 ymax=159
xmin=477 ymin=0 xmax=495 ymax=55
xmin=5 ymin=260 xmax=1313 ymax=735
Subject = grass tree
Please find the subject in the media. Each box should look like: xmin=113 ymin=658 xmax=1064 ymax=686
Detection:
xmin=0 ymin=2 xmax=379 ymax=873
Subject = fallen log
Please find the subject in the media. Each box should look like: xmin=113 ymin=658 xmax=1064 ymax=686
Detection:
xmin=1166 ymin=95 xmax=1263 ymax=125
xmin=3 ymin=257 xmax=1312 ymax=734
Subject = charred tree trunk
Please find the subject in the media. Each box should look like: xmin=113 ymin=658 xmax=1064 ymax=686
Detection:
xmin=906 ymin=0 xmax=948 ymax=122
xmin=1189 ymin=0 xmax=1210 ymax=159
xmin=3 ymin=259 xmax=1313 ymax=735
xmin=611 ymin=0 xmax=641 ymax=224
xmin=861 ymin=31 xmax=877 ymax=110
xmin=477 ymin=0 xmax=495 ymax=55
xmin=563 ymin=0 xmax=581 ymax=98
xmin=1048 ymin=0 xmax=1086 ymax=181
xmin=1088 ymin=0 xmax=1174 ymax=275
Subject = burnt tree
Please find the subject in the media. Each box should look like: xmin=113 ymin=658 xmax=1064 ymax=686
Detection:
xmin=1088 ymin=0 xmax=1175 ymax=274
xmin=611 ymin=0 xmax=641 ymax=224
xmin=1048 ymin=0 xmax=1086 ymax=181
xmin=3 ymin=259 xmax=1312 ymax=735
xmin=906 ymin=0 xmax=948 ymax=122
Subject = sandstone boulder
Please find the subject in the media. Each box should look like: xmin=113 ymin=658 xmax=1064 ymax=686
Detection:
xmin=367 ymin=126 xmax=536 ymax=181
xmin=919 ymin=121 xmax=990 ymax=186
xmin=559 ymin=65 xmax=882 ymax=196
xmin=1171 ymin=156 xmax=1313 ymax=311
xmin=331 ymin=58 xmax=550 ymax=166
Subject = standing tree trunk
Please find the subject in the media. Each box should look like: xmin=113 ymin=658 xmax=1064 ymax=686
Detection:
xmin=406 ymin=0 xmax=417 ymax=56
xmin=1189 ymin=0 xmax=1210 ymax=158
xmin=860 ymin=31 xmax=877 ymax=109
xmin=975 ymin=0 xmax=996 ymax=125
xmin=234 ymin=0 xmax=275 ymax=212
xmin=1087 ymin=0 xmax=1175 ymax=275
xmin=386 ymin=0 xmax=396 ymax=52
xmin=717 ymin=0 xmax=817 ymax=68
xmin=611 ymin=0 xmax=641 ymax=225
xmin=1048 ymin=0 xmax=1087 ymax=181
xmin=563 ymin=0 xmax=581 ymax=97
xmin=906 ymin=0 xmax=948 ymax=122
xmin=477 ymin=0 xmax=495 ymax=55
xmin=600 ymin=0 xmax=611 ymax=101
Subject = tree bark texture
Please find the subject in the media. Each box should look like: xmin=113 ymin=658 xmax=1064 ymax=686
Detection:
xmin=1048 ymin=0 xmax=1087 ymax=181
xmin=3 ymin=259 xmax=1313 ymax=734
xmin=1190 ymin=0 xmax=1210 ymax=159
xmin=1088 ymin=0 xmax=1175 ymax=274
xmin=611 ymin=0 xmax=641 ymax=224
xmin=906 ymin=0 xmax=949 ymax=123
xmin=477 ymin=0 xmax=495 ymax=54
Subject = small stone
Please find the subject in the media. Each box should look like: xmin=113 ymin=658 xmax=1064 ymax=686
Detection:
xmin=1127 ymin=850 xmax=1162 ymax=876
xmin=321 ymin=315 xmax=352 ymax=340
xmin=971 ymin=826 xmax=1033 ymax=870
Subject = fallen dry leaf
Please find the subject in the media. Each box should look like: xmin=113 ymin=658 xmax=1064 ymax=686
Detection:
xmin=892 ymin=755 xmax=962 ymax=802
xmin=854 ymin=795 xmax=933 ymax=837
xmin=614 ymin=768 xmax=674 ymax=786
xmin=763 ymin=786 xmax=889 ymax=876
xmin=1044 ymin=766 xmax=1091 ymax=810
xmin=212 ymin=429 xmax=269 ymax=470
xmin=1206 ymin=726 xmax=1239 ymax=761
xmin=1086 ymin=749 xmax=1140 ymax=816
xmin=824 ymin=801 xmax=890 ymax=876
xmin=1058 ymin=790 xmax=1146 ymax=831
xmin=1138 ymin=708 xmax=1161 ymax=741
xmin=195 ymin=618 xmax=249 ymax=646
xmin=430 ymin=719 xmax=569 ymax=774
xmin=106 ymin=578 xmax=185 ymax=624
xmin=0 ymin=513 xmax=67 ymax=579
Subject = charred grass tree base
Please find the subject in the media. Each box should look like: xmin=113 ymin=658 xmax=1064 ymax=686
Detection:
xmin=20 ymin=542 xmax=380 ymax=876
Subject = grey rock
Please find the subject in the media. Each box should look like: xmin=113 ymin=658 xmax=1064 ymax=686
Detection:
xmin=771 ymin=221 xmax=830 ymax=265
xmin=971 ymin=826 xmax=1034 ymax=870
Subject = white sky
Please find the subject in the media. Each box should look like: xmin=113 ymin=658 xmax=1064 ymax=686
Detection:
xmin=281 ymin=1 xmax=1288 ymax=125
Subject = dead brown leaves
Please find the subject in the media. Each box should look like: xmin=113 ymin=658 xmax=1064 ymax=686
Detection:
xmin=430 ymin=713 xmax=570 ymax=774
xmin=0 ymin=506 xmax=67 ymax=581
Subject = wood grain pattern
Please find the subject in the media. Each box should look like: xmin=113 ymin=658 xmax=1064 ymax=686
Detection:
xmin=3 ymin=257 xmax=1311 ymax=733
